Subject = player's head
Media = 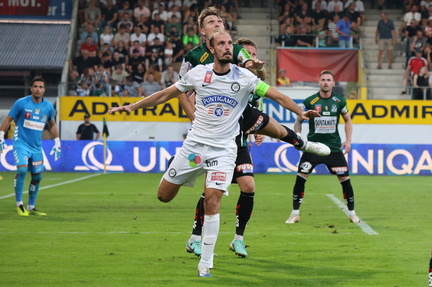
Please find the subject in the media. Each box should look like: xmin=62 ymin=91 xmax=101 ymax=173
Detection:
xmin=198 ymin=6 xmax=225 ymax=39
xmin=30 ymin=76 xmax=46 ymax=99
xmin=236 ymin=38 xmax=258 ymax=59
xmin=209 ymin=31 xmax=233 ymax=64
xmin=318 ymin=70 xmax=335 ymax=93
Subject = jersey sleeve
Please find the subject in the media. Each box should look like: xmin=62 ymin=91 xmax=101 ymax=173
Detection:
xmin=233 ymin=44 xmax=252 ymax=67
xmin=339 ymin=96 xmax=349 ymax=114
xmin=175 ymin=66 xmax=197 ymax=92
xmin=8 ymin=99 xmax=23 ymax=119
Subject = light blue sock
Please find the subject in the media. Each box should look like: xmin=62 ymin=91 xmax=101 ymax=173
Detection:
xmin=28 ymin=173 xmax=42 ymax=207
xmin=14 ymin=166 xmax=27 ymax=203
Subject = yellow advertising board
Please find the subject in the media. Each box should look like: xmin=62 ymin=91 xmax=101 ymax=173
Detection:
xmin=348 ymin=100 xmax=432 ymax=124
xmin=59 ymin=96 xmax=190 ymax=122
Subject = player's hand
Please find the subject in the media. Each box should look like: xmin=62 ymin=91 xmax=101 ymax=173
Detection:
xmin=108 ymin=105 xmax=132 ymax=114
xmin=0 ymin=131 xmax=7 ymax=154
xmin=247 ymin=58 xmax=265 ymax=71
xmin=50 ymin=137 xmax=61 ymax=161
xmin=254 ymin=134 xmax=265 ymax=146
xmin=301 ymin=110 xmax=321 ymax=120
xmin=341 ymin=141 xmax=351 ymax=154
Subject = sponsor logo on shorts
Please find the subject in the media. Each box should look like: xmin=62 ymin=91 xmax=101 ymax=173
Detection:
xmin=168 ymin=168 xmax=177 ymax=177
xmin=205 ymin=159 xmax=218 ymax=167
xmin=245 ymin=115 xmax=264 ymax=134
xmin=331 ymin=166 xmax=348 ymax=174
xmin=32 ymin=160 xmax=43 ymax=166
xmin=211 ymin=172 xmax=226 ymax=182
xmin=236 ymin=163 xmax=253 ymax=173
xmin=188 ymin=153 xmax=201 ymax=167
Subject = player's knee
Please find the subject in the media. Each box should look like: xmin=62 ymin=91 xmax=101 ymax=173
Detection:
xmin=240 ymin=182 xmax=255 ymax=193
xmin=16 ymin=166 xmax=28 ymax=178
xmin=31 ymin=173 xmax=42 ymax=182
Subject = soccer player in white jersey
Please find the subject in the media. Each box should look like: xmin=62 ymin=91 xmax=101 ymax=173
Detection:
xmin=109 ymin=31 xmax=321 ymax=278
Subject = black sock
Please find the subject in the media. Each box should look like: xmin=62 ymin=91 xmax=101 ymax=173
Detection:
xmin=341 ymin=178 xmax=355 ymax=211
xmin=429 ymin=258 xmax=432 ymax=285
xmin=293 ymin=175 xmax=306 ymax=210
xmin=279 ymin=125 xmax=304 ymax=147
xmin=235 ymin=191 xmax=255 ymax=236
xmin=192 ymin=193 xmax=205 ymax=236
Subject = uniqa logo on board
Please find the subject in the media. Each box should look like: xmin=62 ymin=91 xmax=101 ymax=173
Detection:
xmin=74 ymin=142 xmax=124 ymax=171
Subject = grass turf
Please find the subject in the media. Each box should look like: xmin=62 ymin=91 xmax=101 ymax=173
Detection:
xmin=0 ymin=172 xmax=430 ymax=286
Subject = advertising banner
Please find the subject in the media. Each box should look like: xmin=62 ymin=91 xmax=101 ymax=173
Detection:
xmin=0 ymin=0 xmax=72 ymax=20
xmin=277 ymin=48 xmax=358 ymax=82
xmin=1 ymin=141 xmax=430 ymax=176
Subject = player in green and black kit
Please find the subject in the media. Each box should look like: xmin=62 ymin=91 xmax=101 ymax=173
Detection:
xmin=182 ymin=7 xmax=330 ymax=258
xmin=285 ymin=70 xmax=361 ymax=224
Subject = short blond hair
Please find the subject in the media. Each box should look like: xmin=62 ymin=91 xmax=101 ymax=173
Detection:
xmin=198 ymin=6 xmax=222 ymax=30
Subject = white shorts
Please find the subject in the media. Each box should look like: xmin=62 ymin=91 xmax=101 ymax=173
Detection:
xmin=163 ymin=139 xmax=236 ymax=193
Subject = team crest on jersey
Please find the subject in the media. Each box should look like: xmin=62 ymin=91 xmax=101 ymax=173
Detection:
xmin=332 ymin=96 xmax=341 ymax=103
xmin=200 ymin=52 xmax=209 ymax=63
xmin=231 ymin=83 xmax=240 ymax=92
xmin=331 ymin=104 xmax=337 ymax=113
xmin=208 ymin=104 xmax=229 ymax=117
xmin=203 ymin=71 xmax=213 ymax=84
xmin=25 ymin=112 xmax=31 ymax=119
xmin=35 ymin=109 xmax=40 ymax=115
xmin=315 ymin=104 xmax=322 ymax=113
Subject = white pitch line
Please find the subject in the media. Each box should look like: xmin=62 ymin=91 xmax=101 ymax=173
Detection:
xmin=0 ymin=173 xmax=102 ymax=200
xmin=326 ymin=194 xmax=379 ymax=235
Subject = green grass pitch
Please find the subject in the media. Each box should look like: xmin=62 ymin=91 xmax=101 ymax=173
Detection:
xmin=0 ymin=172 xmax=430 ymax=286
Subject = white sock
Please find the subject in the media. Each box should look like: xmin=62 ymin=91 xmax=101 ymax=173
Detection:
xmin=190 ymin=234 xmax=201 ymax=242
xmin=16 ymin=201 xmax=23 ymax=207
xmin=199 ymin=214 xmax=220 ymax=269
xmin=291 ymin=210 xmax=300 ymax=215
xmin=27 ymin=205 xmax=35 ymax=210
xmin=234 ymin=235 xmax=243 ymax=241
xmin=348 ymin=210 xmax=356 ymax=216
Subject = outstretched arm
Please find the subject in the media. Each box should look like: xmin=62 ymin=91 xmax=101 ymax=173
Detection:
xmin=109 ymin=84 xmax=183 ymax=114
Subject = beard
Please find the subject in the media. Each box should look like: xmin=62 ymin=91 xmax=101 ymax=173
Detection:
xmin=219 ymin=57 xmax=232 ymax=64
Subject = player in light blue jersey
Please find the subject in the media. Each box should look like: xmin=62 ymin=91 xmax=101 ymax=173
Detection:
xmin=0 ymin=77 xmax=61 ymax=216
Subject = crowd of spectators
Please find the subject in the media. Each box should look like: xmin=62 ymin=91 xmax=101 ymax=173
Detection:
xmin=275 ymin=0 xmax=365 ymax=48
xmin=70 ymin=0 xmax=240 ymax=97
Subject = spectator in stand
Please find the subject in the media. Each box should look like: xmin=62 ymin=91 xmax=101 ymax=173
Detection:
xmin=112 ymin=50 xmax=126 ymax=72
xmin=402 ymin=4 xmax=422 ymax=31
xmin=184 ymin=3 xmax=199 ymax=22
xmin=80 ymin=24 xmax=99 ymax=45
xmin=130 ymin=40 xmax=146 ymax=56
xmin=144 ymin=64 xmax=161 ymax=82
xmin=182 ymin=27 xmax=200 ymax=47
xmin=278 ymin=2 xmax=294 ymax=28
xmin=131 ymin=63 xmax=146 ymax=83
xmin=117 ymin=13 xmax=134 ymax=34
xmin=141 ymin=73 xmax=162 ymax=97
xmin=123 ymin=75 xmax=143 ymax=97
xmin=311 ymin=1 xmax=326 ymax=29
xmin=77 ymin=67 xmax=95 ymax=95
xmin=169 ymin=31 xmax=184 ymax=65
xmin=183 ymin=15 xmax=199 ymax=36
xmin=327 ymin=4 xmax=344 ymax=23
xmin=84 ymin=0 xmax=102 ymax=28
xmin=100 ymin=25 xmax=115 ymax=48
xmin=76 ymin=80 xmax=91 ymax=97
xmin=412 ymin=65 xmax=432 ymax=99
xmin=275 ymin=24 xmax=297 ymax=47
xmin=424 ymin=19 xmax=432 ymax=43
xmin=150 ymin=13 xmax=166 ymax=34
xmin=118 ymin=0 xmax=133 ymax=19
xmin=376 ymin=11 xmax=397 ymax=69
xmin=336 ymin=13 xmax=352 ymax=48
xmin=410 ymin=30 xmax=427 ymax=58
xmin=402 ymin=48 xmax=428 ymax=94
xmin=113 ymin=24 xmax=131 ymax=49
xmin=93 ymin=64 xmax=111 ymax=96
xmin=160 ymin=65 xmax=179 ymax=88
xmin=277 ymin=68 xmax=291 ymax=86
xmin=327 ymin=14 xmax=340 ymax=47
xmin=164 ymin=40 xmax=174 ymax=67
xmin=147 ymin=26 xmax=165 ymax=46
xmin=128 ymin=49 xmax=145 ymax=74
xmin=165 ymin=14 xmax=183 ymax=37
xmin=145 ymin=49 xmax=164 ymax=72
xmin=294 ymin=2 xmax=312 ymax=30
xmin=350 ymin=21 xmax=361 ymax=48
xmin=316 ymin=24 xmax=328 ymax=47
xmin=420 ymin=2 xmax=432 ymax=27
xmin=81 ymin=35 xmax=98 ymax=57
xmin=134 ymin=0 xmax=151 ymax=24
xmin=114 ymin=40 xmax=129 ymax=64
xmin=312 ymin=0 xmax=327 ymax=12
xmin=404 ymin=19 xmax=422 ymax=60
xmin=153 ymin=3 xmax=169 ymax=22
xmin=98 ymin=51 xmax=114 ymax=72
xmin=346 ymin=2 xmax=361 ymax=25
xmin=130 ymin=25 xmax=147 ymax=47
xmin=295 ymin=25 xmax=315 ymax=47
xmin=327 ymin=0 xmax=344 ymax=12
xmin=345 ymin=0 xmax=365 ymax=25
xmin=70 ymin=50 xmax=97 ymax=84
xmin=167 ymin=4 xmax=182 ymax=20
xmin=99 ymin=0 xmax=118 ymax=30
xmin=279 ymin=15 xmax=293 ymax=34
xmin=168 ymin=0 xmax=182 ymax=9
xmin=111 ymin=64 xmax=129 ymax=96
xmin=147 ymin=37 xmax=165 ymax=58
xmin=97 ymin=42 xmax=113 ymax=59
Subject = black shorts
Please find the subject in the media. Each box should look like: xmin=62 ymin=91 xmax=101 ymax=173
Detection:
xmin=241 ymin=104 xmax=270 ymax=134
xmin=297 ymin=151 xmax=350 ymax=177
xmin=232 ymin=146 xmax=254 ymax=183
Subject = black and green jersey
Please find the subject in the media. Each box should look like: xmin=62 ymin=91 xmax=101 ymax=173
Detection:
xmin=179 ymin=42 xmax=252 ymax=78
xmin=304 ymin=92 xmax=348 ymax=152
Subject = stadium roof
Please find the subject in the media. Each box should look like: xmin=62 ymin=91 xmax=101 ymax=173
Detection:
xmin=0 ymin=23 xmax=70 ymax=70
